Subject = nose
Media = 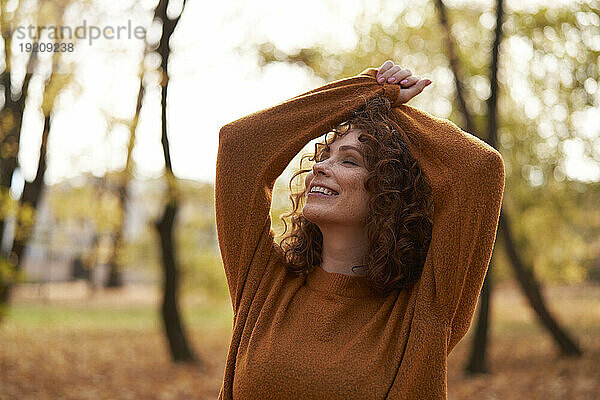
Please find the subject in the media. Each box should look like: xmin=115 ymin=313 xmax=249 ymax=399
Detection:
xmin=312 ymin=160 xmax=330 ymax=176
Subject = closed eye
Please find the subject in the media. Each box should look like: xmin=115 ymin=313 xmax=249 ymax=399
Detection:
xmin=315 ymin=154 xmax=358 ymax=166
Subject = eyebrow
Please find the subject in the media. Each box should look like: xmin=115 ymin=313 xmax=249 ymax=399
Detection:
xmin=323 ymin=145 xmax=363 ymax=156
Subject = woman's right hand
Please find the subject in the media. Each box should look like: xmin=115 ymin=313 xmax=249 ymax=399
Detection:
xmin=375 ymin=60 xmax=432 ymax=104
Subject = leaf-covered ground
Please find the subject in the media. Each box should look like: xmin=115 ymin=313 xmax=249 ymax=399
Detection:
xmin=1 ymin=281 xmax=598 ymax=399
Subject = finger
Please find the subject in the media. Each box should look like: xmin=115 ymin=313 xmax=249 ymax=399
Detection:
xmin=388 ymin=68 xmax=412 ymax=84
xmin=401 ymin=79 xmax=431 ymax=101
xmin=398 ymin=75 xmax=419 ymax=87
xmin=378 ymin=65 xmax=401 ymax=83
xmin=376 ymin=60 xmax=394 ymax=80
xmin=381 ymin=67 xmax=412 ymax=84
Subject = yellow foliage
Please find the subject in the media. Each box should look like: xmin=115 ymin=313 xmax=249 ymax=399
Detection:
xmin=561 ymin=263 xmax=587 ymax=284
xmin=0 ymin=112 xmax=15 ymax=133
xmin=0 ymin=189 xmax=18 ymax=219
xmin=0 ymin=256 xmax=28 ymax=286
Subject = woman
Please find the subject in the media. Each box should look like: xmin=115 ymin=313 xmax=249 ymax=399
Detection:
xmin=215 ymin=60 xmax=505 ymax=399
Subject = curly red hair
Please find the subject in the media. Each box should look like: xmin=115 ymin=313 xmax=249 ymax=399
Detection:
xmin=276 ymin=96 xmax=434 ymax=297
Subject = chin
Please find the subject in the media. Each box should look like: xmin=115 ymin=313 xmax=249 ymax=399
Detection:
xmin=301 ymin=204 xmax=338 ymax=225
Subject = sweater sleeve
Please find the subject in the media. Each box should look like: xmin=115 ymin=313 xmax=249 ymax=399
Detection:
xmin=370 ymin=72 xmax=505 ymax=352
xmin=215 ymin=69 xmax=403 ymax=313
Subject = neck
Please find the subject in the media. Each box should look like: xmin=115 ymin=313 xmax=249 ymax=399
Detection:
xmin=319 ymin=224 xmax=369 ymax=276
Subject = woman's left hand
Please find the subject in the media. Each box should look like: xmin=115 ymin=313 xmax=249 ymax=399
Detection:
xmin=375 ymin=60 xmax=432 ymax=104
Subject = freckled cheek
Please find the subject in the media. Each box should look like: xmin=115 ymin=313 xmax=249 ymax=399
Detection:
xmin=340 ymin=185 xmax=370 ymax=209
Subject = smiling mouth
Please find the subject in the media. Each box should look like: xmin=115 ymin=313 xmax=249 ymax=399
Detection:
xmin=308 ymin=191 xmax=339 ymax=198
xmin=309 ymin=185 xmax=339 ymax=196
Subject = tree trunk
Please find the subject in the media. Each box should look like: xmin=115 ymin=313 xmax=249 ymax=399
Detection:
xmin=155 ymin=201 xmax=197 ymax=362
xmin=154 ymin=0 xmax=197 ymax=363
xmin=465 ymin=254 xmax=493 ymax=374
xmin=0 ymin=38 xmax=39 ymax=307
xmin=0 ymin=115 xmax=51 ymax=305
xmin=0 ymin=53 xmax=37 ymax=253
xmin=1 ymin=7 xmax=69 ymax=308
xmin=434 ymin=0 xmax=477 ymax=135
xmin=466 ymin=0 xmax=504 ymax=374
xmin=499 ymin=211 xmax=582 ymax=356
xmin=104 ymin=174 xmax=126 ymax=288
xmin=104 ymin=211 xmax=124 ymax=287
xmin=105 ymin=80 xmax=144 ymax=288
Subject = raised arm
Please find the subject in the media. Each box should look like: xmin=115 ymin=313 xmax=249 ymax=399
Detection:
xmin=380 ymin=94 xmax=505 ymax=353
xmin=215 ymin=64 xmax=430 ymax=312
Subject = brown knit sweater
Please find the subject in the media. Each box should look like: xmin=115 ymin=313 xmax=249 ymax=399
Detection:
xmin=215 ymin=67 xmax=505 ymax=399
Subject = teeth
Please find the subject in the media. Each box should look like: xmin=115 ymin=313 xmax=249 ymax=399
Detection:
xmin=310 ymin=186 xmax=338 ymax=196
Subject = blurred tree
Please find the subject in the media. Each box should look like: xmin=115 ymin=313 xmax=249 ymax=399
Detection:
xmin=7 ymin=12 xmax=73 ymax=296
xmin=153 ymin=0 xmax=197 ymax=364
xmin=99 ymin=0 xmax=154 ymax=289
xmin=101 ymin=71 xmax=145 ymax=289
xmin=0 ymin=0 xmax=38 ymax=254
xmin=0 ymin=0 xmax=75 ymax=310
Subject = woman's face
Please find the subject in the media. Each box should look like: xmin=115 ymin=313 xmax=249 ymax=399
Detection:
xmin=303 ymin=128 xmax=370 ymax=227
